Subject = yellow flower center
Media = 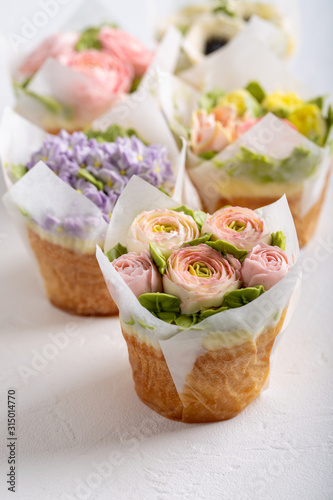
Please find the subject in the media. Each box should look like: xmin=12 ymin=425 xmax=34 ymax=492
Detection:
xmin=76 ymin=189 xmax=83 ymax=194
xmin=228 ymin=220 xmax=246 ymax=232
xmin=42 ymin=156 xmax=48 ymax=162
xmin=107 ymin=181 xmax=113 ymax=187
xmin=94 ymin=162 xmax=101 ymax=168
xmin=137 ymin=154 xmax=143 ymax=161
xmin=153 ymin=224 xmax=175 ymax=233
xmin=120 ymin=169 xmax=126 ymax=176
xmin=189 ymin=262 xmax=212 ymax=278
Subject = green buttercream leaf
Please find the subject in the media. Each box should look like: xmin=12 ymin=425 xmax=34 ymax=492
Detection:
xmin=77 ymin=168 xmax=104 ymax=190
xmin=156 ymin=312 xmax=177 ymax=324
xmin=213 ymin=0 xmax=236 ymax=17
xmin=307 ymin=96 xmax=324 ymax=110
xmin=272 ymin=108 xmax=290 ymax=119
xmin=106 ymin=242 xmax=128 ymax=262
xmin=149 ymin=242 xmax=167 ymax=275
xmin=222 ymin=286 xmax=265 ymax=308
xmin=174 ymin=314 xmax=198 ymax=329
xmin=85 ymin=125 xmax=128 ymax=143
xmin=245 ymin=81 xmax=266 ymax=104
xmin=75 ymin=23 xmax=119 ymax=51
xmin=138 ymin=293 xmax=181 ymax=314
xmin=198 ymin=87 xmax=226 ymax=113
xmin=183 ymin=233 xmax=212 ymax=247
xmin=271 ymin=231 xmax=287 ymax=251
xmin=130 ymin=76 xmax=142 ymax=93
xmin=75 ymin=26 xmax=102 ymax=51
xmin=171 ymin=205 xmax=206 ymax=230
xmin=214 ymin=145 xmax=320 ymax=183
xmin=324 ymin=104 xmax=333 ymax=146
xmin=200 ymin=306 xmax=229 ymax=321
xmin=13 ymin=82 xmax=73 ymax=118
xmin=198 ymin=151 xmax=218 ymax=160
xmin=206 ymin=240 xmax=248 ymax=262
xmin=193 ymin=210 xmax=207 ymax=230
xmin=11 ymin=164 xmax=27 ymax=181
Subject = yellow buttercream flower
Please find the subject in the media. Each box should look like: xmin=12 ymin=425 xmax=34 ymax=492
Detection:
xmin=262 ymin=91 xmax=304 ymax=116
xmin=289 ymin=104 xmax=327 ymax=145
xmin=218 ymin=90 xmax=261 ymax=117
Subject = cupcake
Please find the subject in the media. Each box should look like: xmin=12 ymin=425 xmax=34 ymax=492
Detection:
xmin=1 ymin=95 xmax=184 ymax=316
xmin=8 ymin=2 xmax=180 ymax=135
xmin=160 ymin=71 xmax=333 ymax=247
xmin=97 ymin=176 xmax=301 ymax=423
xmin=157 ymin=0 xmax=297 ymax=70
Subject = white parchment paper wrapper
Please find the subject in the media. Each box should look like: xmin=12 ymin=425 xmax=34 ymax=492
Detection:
xmin=5 ymin=0 xmax=182 ymax=132
xmin=0 ymin=95 xmax=186 ymax=253
xmin=158 ymin=43 xmax=332 ymax=216
xmin=96 ymin=176 xmax=301 ymax=399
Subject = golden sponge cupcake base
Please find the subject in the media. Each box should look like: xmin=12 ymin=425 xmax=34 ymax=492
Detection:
xmin=28 ymin=228 xmax=118 ymax=316
xmin=122 ymin=308 xmax=287 ymax=423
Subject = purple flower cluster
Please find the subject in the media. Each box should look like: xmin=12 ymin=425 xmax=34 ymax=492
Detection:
xmin=26 ymin=130 xmax=176 ymax=222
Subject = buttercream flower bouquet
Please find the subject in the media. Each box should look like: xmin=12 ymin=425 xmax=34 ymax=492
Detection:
xmin=1 ymin=93 xmax=185 ymax=316
xmin=97 ymin=176 xmax=301 ymax=423
xmin=7 ymin=1 xmax=181 ymax=134
xmin=156 ymin=0 xmax=298 ymax=70
xmin=159 ymin=40 xmax=333 ymax=247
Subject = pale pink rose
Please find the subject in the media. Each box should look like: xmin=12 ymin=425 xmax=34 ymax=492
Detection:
xmin=58 ymin=49 xmax=133 ymax=95
xmin=99 ymin=27 xmax=153 ymax=78
xmin=202 ymin=206 xmax=270 ymax=252
xmin=112 ymin=251 xmax=162 ymax=297
xmin=236 ymin=117 xmax=298 ymax=139
xmin=19 ymin=32 xmax=79 ymax=77
xmin=57 ymin=49 xmax=133 ymax=114
xmin=127 ymin=209 xmax=200 ymax=258
xmin=191 ymin=110 xmax=231 ymax=156
xmin=163 ymin=244 xmax=241 ymax=314
xmin=241 ymin=243 xmax=290 ymax=291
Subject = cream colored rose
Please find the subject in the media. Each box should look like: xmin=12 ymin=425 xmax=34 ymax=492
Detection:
xmin=127 ymin=209 xmax=200 ymax=258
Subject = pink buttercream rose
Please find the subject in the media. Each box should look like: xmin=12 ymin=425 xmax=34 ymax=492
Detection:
xmin=112 ymin=251 xmax=162 ymax=297
xmin=241 ymin=243 xmax=290 ymax=291
xmin=58 ymin=49 xmax=133 ymax=94
xmin=99 ymin=27 xmax=153 ymax=78
xmin=163 ymin=244 xmax=241 ymax=314
xmin=19 ymin=32 xmax=79 ymax=77
xmin=191 ymin=110 xmax=232 ymax=156
xmin=57 ymin=49 xmax=133 ymax=113
xmin=202 ymin=206 xmax=270 ymax=252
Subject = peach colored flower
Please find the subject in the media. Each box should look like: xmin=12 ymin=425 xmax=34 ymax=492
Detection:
xmin=202 ymin=206 xmax=270 ymax=252
xmin=113 ymin=251 xmax=162 ymax=297
xmin=99 ymin=27 xmax=153 ymax=78
xmin=241 ymin=243 xmax=290 ymax=290
xmin=19 ymin=32 xmax=79 ymax=77
xmin=191 ymin=110 xmax=231 ymax=156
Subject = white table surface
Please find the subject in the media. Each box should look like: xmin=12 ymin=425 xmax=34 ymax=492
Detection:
xmin=0 ymin=1 xmax=333 ymax=499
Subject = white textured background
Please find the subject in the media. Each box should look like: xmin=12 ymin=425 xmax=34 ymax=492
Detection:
xmin=0 ymin=1 xmax=333 ymax=499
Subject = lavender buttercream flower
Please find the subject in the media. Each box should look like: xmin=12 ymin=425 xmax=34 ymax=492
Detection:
xmin=25 ymin=131 xmax=175 ymax=226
